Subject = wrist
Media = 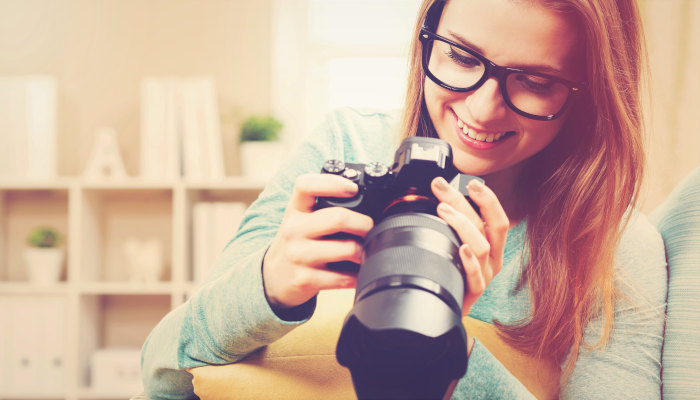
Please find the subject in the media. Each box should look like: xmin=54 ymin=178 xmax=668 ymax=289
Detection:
xmin=261 ymin=246 xmax=287 ymax=310
xmin=270 ymin=294 xmax=318 ymax=322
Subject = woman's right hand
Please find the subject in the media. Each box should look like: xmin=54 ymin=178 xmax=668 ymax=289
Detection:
xmin=262 ymin=173 xmax=374 ymax=309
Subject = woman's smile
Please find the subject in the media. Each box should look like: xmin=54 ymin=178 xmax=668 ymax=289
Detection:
xmin=453 ymin=110 xmax=516 ymax=150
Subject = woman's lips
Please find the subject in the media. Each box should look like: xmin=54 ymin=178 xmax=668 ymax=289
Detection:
xmin=453 ymin=113 xmax=515 ymax=150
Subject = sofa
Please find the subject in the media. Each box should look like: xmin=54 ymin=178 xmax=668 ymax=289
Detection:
xmin=137 ymin=167 xmax=700 ymax=399
xmin=649 ymin=167 xmax=700 ymax=399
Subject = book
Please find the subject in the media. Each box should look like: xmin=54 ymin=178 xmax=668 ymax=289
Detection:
xmin=140 ymin=77 xmax=225 ymax=180
xmin=192 ymin=201 xmax=246 ymax=283
xmin=0 ymin=76 xmax=57 ymax=179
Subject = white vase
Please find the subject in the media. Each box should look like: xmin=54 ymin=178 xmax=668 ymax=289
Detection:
xmin=239 ymin=141 xmax=286 ymax=181
xmin=23 ymin=247 xmax=65 ymax=285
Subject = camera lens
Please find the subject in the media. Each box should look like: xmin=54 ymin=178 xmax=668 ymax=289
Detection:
xmin=328 ymin=136 xmax=470 ymax=399
xmin=358 ymin=213 xmax=464 ymax=310
xmin=336 ymin=207 xmax=468 ymax=399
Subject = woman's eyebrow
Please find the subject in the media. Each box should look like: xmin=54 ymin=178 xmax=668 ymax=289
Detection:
xmin=446 ymin=29 xmax=486 ymax=54
xmin=445 ymin=29 xmax=567 ymax=76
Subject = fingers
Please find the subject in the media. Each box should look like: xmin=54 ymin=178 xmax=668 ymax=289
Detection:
xmin=436 ymin=201 xmax=490 ymax=264
xmin=289 ymin=173 xmax=358 ymax=212
xmin=276 ymin=205 xmax=372 ymax=264
xmin=431 ymin=177 xmax=482 ymax=231
xmin=301 ymin=207 xmax=374 ymax=239
xmin=432 ymin=175 xmax=508 ymax=317
xmin=465 ymin=179 xmax=509 ymax=268
xmin=459 ymin=244 xmax=486 ymax=316
xmin=263 ymin=234 xmax=361 ymax=307
xmin=285 ymin=268 xmax=358 ymax=297
xmin=285 ymin=238 xmax=364 ymax=267
xmin=432 ymin=176 xmax=508 ymax=266
xmin=263 ymin=173 xmax=367 ymax=308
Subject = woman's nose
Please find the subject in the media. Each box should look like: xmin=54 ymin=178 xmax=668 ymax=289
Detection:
xmin=464 ymin=77 xmax=509 ymax=123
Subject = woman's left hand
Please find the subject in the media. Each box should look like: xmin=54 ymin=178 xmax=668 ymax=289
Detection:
xmin=431 ymin=176 xmax=509 ymax=318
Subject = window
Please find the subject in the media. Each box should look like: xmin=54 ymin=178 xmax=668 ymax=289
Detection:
xmin=271 ymin=0 xmax=422 ymax=145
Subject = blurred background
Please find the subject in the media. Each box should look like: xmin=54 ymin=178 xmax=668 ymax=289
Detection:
xmin=0 ymin=0 xmax=697 ymax=398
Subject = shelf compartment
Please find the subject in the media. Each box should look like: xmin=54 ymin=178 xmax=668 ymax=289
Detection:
xmin=0 ymin=188 xmax=69 ymax=283
xmin=183 ymin=187 xmax=257 ymax=283
xmin=0 ymin=295 xmax=69 ymax=396
xmin=78 ymin=188 xmax=173 ymax=283
xmin=77 ymin=294 xmax=170 ymax=393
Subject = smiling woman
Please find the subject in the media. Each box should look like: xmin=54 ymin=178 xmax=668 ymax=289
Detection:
xmin=140 ymin=0 xmax=667 ymax=398
xmin=401 ymin=0 xmax=655 ymax=386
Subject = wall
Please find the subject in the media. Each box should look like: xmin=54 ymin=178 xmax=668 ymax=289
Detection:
xmin=0 ymin=0 xmax=273 ymax=177
xmin=0 ymin=0 xmax=697 ymax=208
xmin=642 ymin=0 xmax=700 ymax=212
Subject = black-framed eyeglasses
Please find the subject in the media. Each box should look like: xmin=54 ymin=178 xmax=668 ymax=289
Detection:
xmin=419 ymin=28 xmax=586 ymax=121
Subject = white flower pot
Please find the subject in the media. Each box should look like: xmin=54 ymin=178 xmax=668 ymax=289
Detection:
xmin=23 ymin=247 xmax=65 ymax=285
xmin=240 ymin=141 xmax=286 ymax=181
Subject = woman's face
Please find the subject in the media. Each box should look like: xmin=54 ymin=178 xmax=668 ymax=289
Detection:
xmin=424 ymin=0 xmax=583 ymax=184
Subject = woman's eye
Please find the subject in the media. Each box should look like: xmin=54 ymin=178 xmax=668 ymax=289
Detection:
xmin=515 ymin=74 xmax=556 ymax=94
xmin=446 ymin=48 xmax=481 ymax=68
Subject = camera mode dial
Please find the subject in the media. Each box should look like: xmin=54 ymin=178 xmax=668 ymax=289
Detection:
xmin=364 ymin=162 xmax=390 ymax=186
xmin=322 ymin=160 xmax=346 ymax=175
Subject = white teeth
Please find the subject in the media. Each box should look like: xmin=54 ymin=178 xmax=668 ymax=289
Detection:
xmin=456 ymin=116 xmax=509 ymax=143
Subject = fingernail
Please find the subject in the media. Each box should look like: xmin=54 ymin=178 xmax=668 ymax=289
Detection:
xmin=433 ymin=177 xmax=450 ymax=192
xmin=467 ymin=179 xmax=484 ymax=194
xmin=437 ymin=202 xmax=454 ymax=214
xmin=344 ymin=182 xmax=358 ymax=195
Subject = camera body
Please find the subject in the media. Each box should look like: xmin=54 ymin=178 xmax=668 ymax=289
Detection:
xmin=315 ymin=137 xmax=482 ymax=399
xmin=317 ymin=136 xmax=479 ymax=222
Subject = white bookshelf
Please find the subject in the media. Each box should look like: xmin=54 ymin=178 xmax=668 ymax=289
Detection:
xmin=0 ymin=178 xmax=265 ymax=400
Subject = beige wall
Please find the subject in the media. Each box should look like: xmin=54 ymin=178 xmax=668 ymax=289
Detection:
xmin=0 ymin=0 xmax=273 ymax=176
xmin=642 ymin=0 xmax=700 ymax=212
xmin=1 ymin=0 xmax=697 ymax=209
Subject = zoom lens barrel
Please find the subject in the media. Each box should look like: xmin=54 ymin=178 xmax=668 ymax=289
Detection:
xmin=336 ymin=210 xmax=468 ymax=399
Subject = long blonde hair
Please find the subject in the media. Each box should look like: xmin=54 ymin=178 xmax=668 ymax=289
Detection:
xmin=400 ymin=0 xmax=647 ymax=377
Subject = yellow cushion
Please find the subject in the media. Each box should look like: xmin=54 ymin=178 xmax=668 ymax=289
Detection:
xmin=189 ymin=289 xmax=559 ymax=399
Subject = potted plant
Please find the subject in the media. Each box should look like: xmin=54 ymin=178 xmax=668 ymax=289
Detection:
xmin=238 ymin=115 xmax=285 ymax=181
xmin=23 ymin=226 xmax=65 ymax=285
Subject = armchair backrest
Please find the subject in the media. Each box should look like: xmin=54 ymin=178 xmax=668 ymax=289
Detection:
xmin=650 ymin=167 xmax=700 ymax=399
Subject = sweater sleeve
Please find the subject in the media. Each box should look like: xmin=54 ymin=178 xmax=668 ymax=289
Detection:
xmin=140 ymin=109 xmax=396 ymax=399
xmin=140 ymin=139 xmax=321 ymax=399
xmin=560 ymin=213 xmax=667 ymax=399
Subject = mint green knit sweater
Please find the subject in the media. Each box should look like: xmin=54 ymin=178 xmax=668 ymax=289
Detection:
xmin=141 ymin=108 xmax=667 ymax=399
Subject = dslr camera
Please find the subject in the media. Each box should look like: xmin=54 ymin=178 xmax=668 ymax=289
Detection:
xmin=316 ymin=136 xmax=482 ymax=399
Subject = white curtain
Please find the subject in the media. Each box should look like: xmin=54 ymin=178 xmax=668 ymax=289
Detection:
xmin=642 ymin=0 xmax=700 ymax=211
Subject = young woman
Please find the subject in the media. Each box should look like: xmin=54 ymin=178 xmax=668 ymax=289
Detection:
xmin=141 ymin=0 xmax=667 ymax=398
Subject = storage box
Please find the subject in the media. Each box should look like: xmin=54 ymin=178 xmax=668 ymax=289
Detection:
xmin=90 ymin=348 xmax=143 ymax=393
